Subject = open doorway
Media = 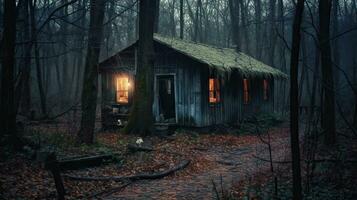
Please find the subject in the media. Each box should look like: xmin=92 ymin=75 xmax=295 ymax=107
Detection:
xmin=156 ymin=75 xmax=176 ymax=123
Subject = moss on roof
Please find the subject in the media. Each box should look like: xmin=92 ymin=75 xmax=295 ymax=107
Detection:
xmin=154 ymin=34 xmax=287 ymax=79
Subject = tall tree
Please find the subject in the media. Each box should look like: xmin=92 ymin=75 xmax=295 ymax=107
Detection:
xmin=239 ymin=0 xmax=251 ymax=55
xmin=332 ymin=0 xmax=340 ymax=87
xmin=194 ymin=0 xmax=203 ymax=42
xmin=228 ymin=0 xmax=240 ymax=51
xmin=289 ymin=0 xmax=304 ymax=199
xmin=124 ymin=0 xmax=156 ymax=135
xmin=154 ymin=0 xmax=160 ymax=33
xmin=179 ymin=0 xmax=184 ymax=39
xmin=77 ymin=0 xmax=106 ymax=144
xmin=254 ymin=0 xmax=262 ymax=59
xmin=319 ymin=0 xmax=336 ymax=145
xmin=170 ymin=0 xmax=176 ymax=37
xmin=16 ymin=0 xmax=31 ymax=116
xmin=30 ymin=0 xmax=48 ymax=118
xmin=268 ymin=0 xmax=276 ymax=66
xmin=0 ymin=0 xmax=17 ymax=141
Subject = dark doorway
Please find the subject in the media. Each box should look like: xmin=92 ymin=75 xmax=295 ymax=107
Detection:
xmin=157 ymin=75 xmax=176 ymax=122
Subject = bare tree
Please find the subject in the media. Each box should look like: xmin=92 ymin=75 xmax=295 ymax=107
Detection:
xmin=228 ymin=0 xmax=240 ymax=51
xmin=0 ymin=0 xmax=17 ymax=141
xmin=289 ymin=0 xmax=304 ymax=199
xmin=154 ymin=0 xmax=160 ymax=33
xmin=180 ymin=0 xmax=184 ymax=39
xmin=319 ymin=0 xmax=336 ymax=145
xmin=77 ymin=0 xmax=106 ymax=144
xmin=30 ymin=0 xmax=48 ymax=118
xmin=254 ymin=0 xmax=262 ymax=59
xmin=16 ymin=0 xmax=31 ymax=116
xmin=124 ymin=0 xmax=156 ymax=135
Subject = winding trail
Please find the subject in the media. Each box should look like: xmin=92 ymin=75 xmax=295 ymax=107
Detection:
xmin=108 ymin=128 xmax=291 ymax=199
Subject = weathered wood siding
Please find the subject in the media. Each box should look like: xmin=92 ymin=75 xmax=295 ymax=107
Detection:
xmin=152 ymin=44 xmax=203 ymax=126
xmin=100 ymin=42 xmax=276 ymax=127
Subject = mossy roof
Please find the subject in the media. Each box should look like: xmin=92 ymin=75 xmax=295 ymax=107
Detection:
xmin=154 ymin=34 xmax=287 ymax=79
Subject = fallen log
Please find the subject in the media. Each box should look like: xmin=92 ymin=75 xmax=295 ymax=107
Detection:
xmin=127 ymin=144 xmax=154 ymax=153
xmin=58 ymin=154 xmax=118 ymax=171
xmin=65 ymin=159 xmax=190 ymax=181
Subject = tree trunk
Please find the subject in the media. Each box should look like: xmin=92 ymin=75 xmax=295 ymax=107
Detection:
xmin=254 ymin=0 xmax=262 ymax=59
xmin=277 ymin=0 xmax=287 ymax=112
xmin=319 ymin=0 xmax=336 ymax=145
xmin=61 ymin=0 xmax=70 ymax=105
xmin=30 ymin=0 xmax=48 ymax=118
xmin=0 ymin=0 xmax=17 ymax=139
xmin=154 ymin=0 xmax=160 ymax=33
xmin=16 ymin=0 xmax=31 ymax=116
xmin=289 ymin=0 xmax=304 ymax=199
xmin=332 ymin=0 xmax=340 ymax=88
xmin=124 ymin=0 xmax=156 ymax=135
xmin=268 ymin=0 xmax=276 ymax=66
xmin=77 ymin=0 xmax=106 ymax=144
xmin=239 ymin=0 xmax=250 ymax=55
xmin=308 ymin=44 xmax=320 ymax=130
xmin=170 ymin=0 xmax=176 ymax=37
xmin=353 ymin=11 xmax=357 ymax=129
xmin=194 ymin=0 xmax=202 ymax=42
xmin=298 ymin=33 xmax=307 ymax=106
xmin=351 ymin=0 xmax=357 ymax=130
xmin=228 ymin=0 xmax=240 ymax=51
xmin=179 ymin=0 xmax=184 ymax=39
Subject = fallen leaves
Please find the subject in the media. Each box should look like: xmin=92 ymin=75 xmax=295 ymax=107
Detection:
xmin=0 ymin=124 xmax=292 ymax=199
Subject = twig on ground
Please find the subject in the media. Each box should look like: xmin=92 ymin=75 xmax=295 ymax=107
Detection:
xmin=64 ymin=160 xmax=190 ymax=181
xmin=87 ymin=181 xmax=132 ymax=198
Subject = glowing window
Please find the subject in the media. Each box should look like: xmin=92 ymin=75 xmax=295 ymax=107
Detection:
xmin=116 ymin=76 xmax=130 ymax=104
xmin=209 ymin=78 xmax=220 ymax=103
xmin=243 ymin=79 xmax=250 ymax=104
xmin=263 ymin=79 xmax=269 ymax=100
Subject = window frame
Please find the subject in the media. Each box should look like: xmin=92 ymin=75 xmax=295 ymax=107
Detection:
xmin=209 ymin=77 xmax=221 ymax=104
xmin=115 ymin=75 xmax=130 ymax=104
xmin=243 ymin=78 xmax=250 ymax=104
xmin=263 ymin=79 xmax=269 ymax=101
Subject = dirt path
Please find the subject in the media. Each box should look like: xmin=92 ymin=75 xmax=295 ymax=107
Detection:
xmin=108 ymin=129 xmax=291 ymax=199
xmin=0 ymin=125 xmax=290 ymax=199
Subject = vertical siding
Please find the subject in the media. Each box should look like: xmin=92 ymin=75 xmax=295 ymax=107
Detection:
xmin=153 ymin=46 xmax=202 ymax=126
xmin=101 ymin=42 xmax=276 ymax=127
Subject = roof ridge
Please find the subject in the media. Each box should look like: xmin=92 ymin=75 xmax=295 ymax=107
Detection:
xmin=153 ymin=34 xmax=234 ymax=51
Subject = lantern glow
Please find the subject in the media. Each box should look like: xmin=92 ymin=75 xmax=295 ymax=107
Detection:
xmin=116 ymin=75 xmax=129 ymax=104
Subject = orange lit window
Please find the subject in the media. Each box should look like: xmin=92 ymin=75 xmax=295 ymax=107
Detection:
xmin=263 ymin=79 xmax=269 ymax=100
xmin=243 ymin=79 xmax=250 ymax=104
xmin=209 ymin=78 xmax=220 ymax=103
xmin=116 ymin=76 xmax=130 ymax=104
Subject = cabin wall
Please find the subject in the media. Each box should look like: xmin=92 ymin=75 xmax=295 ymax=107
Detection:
xmin=153 ymin=45 xmax=203 ymax=126
xmin=241 ymin=78 xmax=275 ymax=118
xmin=100 ymin=43 xmax=276 ymax=127
xmin=199 ymin=68 xmax=275 ymax=126
xmin=199 ymin=69 xmax=242 ymax=126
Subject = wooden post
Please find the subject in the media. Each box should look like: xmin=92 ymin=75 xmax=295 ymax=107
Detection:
xmin=46 ymin=153 xmax=65 ymax=200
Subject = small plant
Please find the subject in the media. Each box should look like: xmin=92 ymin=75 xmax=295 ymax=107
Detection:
xmin=212 ymin=176 xmax=236 ymax=200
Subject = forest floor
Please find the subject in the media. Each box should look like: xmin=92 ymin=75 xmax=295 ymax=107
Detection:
xmin=0 ymin=119 xmax=355 ymax=199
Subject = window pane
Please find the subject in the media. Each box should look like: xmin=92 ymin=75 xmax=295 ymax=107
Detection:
xmin=209 ymin=78 xmax=220 ymax=103
xmin=116 ymin=76 xmax=129 ymax=103
xmin=243 ymin=79 xmax=249 ymax=104
xmin=263 ymin=79 xmax=269 ymax=100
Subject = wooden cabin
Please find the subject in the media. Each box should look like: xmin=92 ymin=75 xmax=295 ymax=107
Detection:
xmin=99 ymin=35 xmax=287 ymax=128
